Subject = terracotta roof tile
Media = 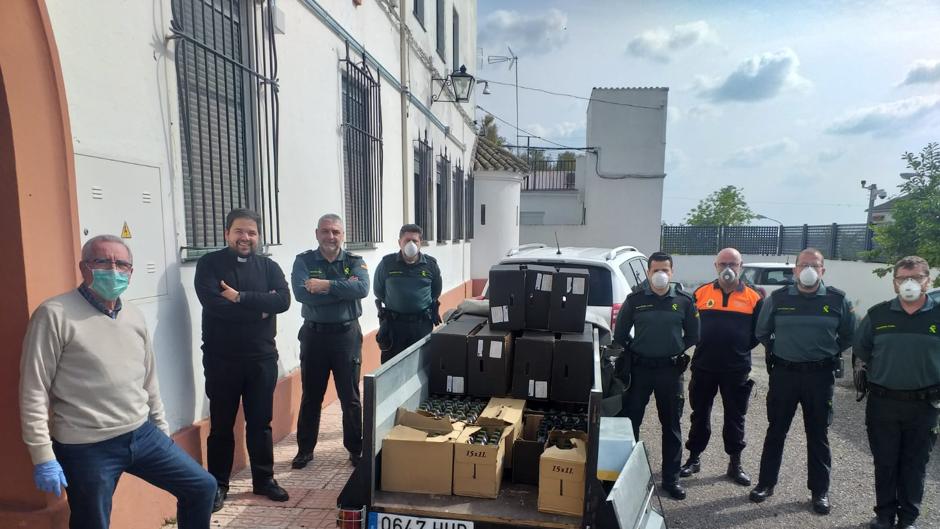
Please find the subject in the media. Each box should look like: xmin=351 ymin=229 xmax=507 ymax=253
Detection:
xmin=472 ymin=136 xmax=530 ymax=173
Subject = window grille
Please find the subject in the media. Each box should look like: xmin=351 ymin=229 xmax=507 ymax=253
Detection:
xmin=413 ymin=0 xmax=424 ymax=28
xmin=436 ymin=150 xmax=451 ymax=243
xmin=453 ymin=160 xmax=465 ymax=241
xmin=413 ymin=131 xmax=434 ymax=240
xmin=465 ymin=172 xmax=474 ymax=239
xmin=341 ymin=43 xmax=383 ymax=244
xmin=436 ymin=0 xmax=446 ymax=60
xmin=170 ymin=0 xmax=280 ymax=249
xmin=452 ymin=9 xmax=460 ymax=71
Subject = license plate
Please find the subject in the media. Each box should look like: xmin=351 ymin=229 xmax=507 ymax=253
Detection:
xmin=368 ymin=512 xmax=474 ymax=529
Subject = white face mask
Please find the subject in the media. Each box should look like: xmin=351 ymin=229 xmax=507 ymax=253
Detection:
xmin=720 ymin=267 xmax=737 ymax=283
xmin=651 ymin=271 xmax=670 ymax=289
xmin=402 ymin=241 xmax=419 ymax=258
xmin=898 ymin=279 xmax=924 ymax=302
xmin=799 ymin=266 xmax=819 ymax=287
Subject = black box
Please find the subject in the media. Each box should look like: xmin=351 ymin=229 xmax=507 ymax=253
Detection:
xmin=551 ymin=324 xmax=594 ymax=403
xmin=524 ymin=265 xmax=555 ymax=330
xmin=511 ymin=331 xmax=554 ymax=400
xmin=488 ymin=264 xmax=527 ymax=330
xmin=467 ymin=324 xmax=514 ymax=397
xmin=429 ymin=316 xmax=486 ymax=394
xmin=511 ymin=414 xmax=545 ymax=485
xmin=549 ymin=268 xmax=591 ymax=333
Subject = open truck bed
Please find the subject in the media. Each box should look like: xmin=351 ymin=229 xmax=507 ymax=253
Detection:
xmin=355 ymin=327 xmax=665 ymax=529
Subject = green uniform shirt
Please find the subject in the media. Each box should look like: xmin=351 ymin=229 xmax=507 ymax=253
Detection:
xmin=855 ymin=295 xmax=940 ymax=390
xmin=756 ymin=283 xmax=855 ymax=362
xmin=373 ymin=251 xmax=442 ymax=314
xmin=613 ymin=284 xmax=700 ymax=358
xmin=291 ymin=248 xmax=369 ymax=323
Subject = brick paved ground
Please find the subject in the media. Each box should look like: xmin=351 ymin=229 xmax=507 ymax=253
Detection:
xmin=163 ymin=401 xmax=352 ymax=529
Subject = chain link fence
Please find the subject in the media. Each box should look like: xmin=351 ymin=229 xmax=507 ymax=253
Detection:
xmin=661 ymin=223 xmax=880 ymax=261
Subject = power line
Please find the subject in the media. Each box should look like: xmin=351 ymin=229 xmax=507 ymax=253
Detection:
xmin=476 ymin=105 xmax=578 ymax=150
xmin=665 ymin=196 xmax=867 ymax=208
xmin=480 ymin=79 xmax=664 ymax=110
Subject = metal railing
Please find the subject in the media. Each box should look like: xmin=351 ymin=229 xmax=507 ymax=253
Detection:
xmin=661 ymin=223 xmax=879 ymax=261
xmin=523 ymin=158 xmax=577 ymax=191
xmin=413 ymin=131 xmax=433 ymax=240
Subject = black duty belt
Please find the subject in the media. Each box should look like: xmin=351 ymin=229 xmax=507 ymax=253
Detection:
xmin=634 ymin=353 xmax=688 ymax=369
xmin=305 ymin=320 xmax=355 ymax=333
xmin=868 ymin=383 xmax=940 ymax=402
xmin=386 ymin=310 xmax=429 ymax=322
xmin=774 ymin=356 xmax=835 ymax=372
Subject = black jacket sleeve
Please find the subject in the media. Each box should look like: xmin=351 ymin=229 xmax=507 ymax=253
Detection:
xmin=194 ymin=254 xmax=263 ymax=322
xmin=238 ymin=259 xmax=291 ymax=314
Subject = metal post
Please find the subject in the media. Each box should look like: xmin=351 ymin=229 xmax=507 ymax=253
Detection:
xmin=830 ymin=223 xmax=839 ymax=259
xmin=776 ymin=225 xmax=784 ymax=255
xmin=515 ymin=57 xmax=519 ymax=156
xmin=801 ymin=224 xmax=809 ymax=251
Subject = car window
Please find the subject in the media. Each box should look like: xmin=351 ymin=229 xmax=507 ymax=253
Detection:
xmin=619 ymin=261 xmax=639 ymax=290
xmin=510 ymin=261 xmax=613 ymax=306
xmin=629 ymin=260 xmax=648 ymax=287
xmin=764 ymin=269 xmax=793 ymax=285
xmin=741 ymin=267 xmax=759 ymax=284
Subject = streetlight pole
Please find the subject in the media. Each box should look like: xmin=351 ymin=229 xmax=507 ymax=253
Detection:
xmin=861 ymin=180 xmax=887 ymax=251
xmin=756 ymin=214 xmax=785 ymax=255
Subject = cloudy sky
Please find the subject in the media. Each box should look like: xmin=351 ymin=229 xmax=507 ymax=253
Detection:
xmin=474 ymin=0 xmax=940 ymax=225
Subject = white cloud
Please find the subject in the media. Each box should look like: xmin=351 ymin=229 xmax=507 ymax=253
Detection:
xmin=688 ymin=104 xmax=723 ymax=120
xmin=817 ymin=148 xmax=845 ymax=163
xmin=698 ymin=48 xmax=811 ymax=103
xmin=899 ymin=59 xmax=940 ymax=86
xmin=626 ymin=21 xmax=717 ymax=63
xmin=526 ymin=120 xmax=585 ymax=139
xmin=668 ymin=105 xmax=682 ymax=124
xmin=826 ymin=95 xmax=940 ymax=135
xmin=723 ymin=138 xmax=798 ymax=168
xmin=666 ymin=148 xmax=688 ymax=174
xmin=479 ymin=9 xmax=568 ymax=57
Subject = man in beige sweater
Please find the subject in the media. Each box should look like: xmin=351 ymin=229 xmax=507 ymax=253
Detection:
xmin=19 ymin=234 xmax=217 ymax=529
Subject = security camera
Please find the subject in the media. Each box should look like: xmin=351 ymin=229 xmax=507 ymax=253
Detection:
xmin=877 ymin=190 xmax=887 ymax=199
xmin=860 ymin=179 xmax=867 ymax=188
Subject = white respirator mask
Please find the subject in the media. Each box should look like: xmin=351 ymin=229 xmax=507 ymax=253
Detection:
xmin=720 ymin=268 xmax=737 ymax=283
xmin=898 ymin=279 xmax=924 ymax=302
xmin=651 ymin=271 xmax=670 ymax=290
xmin=799 ymin=266 xmax=819 ymax=287
xmin=402 ymin=241 xmax=419 ymax=258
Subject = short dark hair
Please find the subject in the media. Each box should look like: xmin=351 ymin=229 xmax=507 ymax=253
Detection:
xmin=225 ymin=208 xmax=262 ymax=231
xmin=648 ymin=251 xmax=673 ymax=269
xmin=894 ymin=255 xmax=929 ymax=277
xmin=399 ymin=224 xmax=423 ymax=239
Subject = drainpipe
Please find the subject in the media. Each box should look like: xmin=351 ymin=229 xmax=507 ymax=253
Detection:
xmin=399 ymin=0 xmax=410 ymax=223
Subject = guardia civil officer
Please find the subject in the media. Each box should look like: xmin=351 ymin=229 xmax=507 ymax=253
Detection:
xmin=615 ymin=252 xmax=700 ymax=500
xmin=290 ymin=214 xmax=369 ymax=470
xmin=750 ymin=248 xmax=855 ymax=514
xmin=855 ymin=256 xmax=940 ymax=529
xmin=374 ymin=224 xmax=442 ymax=364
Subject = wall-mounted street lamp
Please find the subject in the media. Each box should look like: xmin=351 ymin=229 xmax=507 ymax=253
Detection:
xmin=431 ymin=65 xmax=476 ymax=104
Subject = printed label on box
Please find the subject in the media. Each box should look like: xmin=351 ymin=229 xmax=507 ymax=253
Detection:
xmin=538 ymin=273 xmax=553 ymax=292
xmin=477 ymin=341 xmax=484 ymax=357
xmin=502 ymin=306 xmax=510 ymax=322
xmin=490 ymin=306 xmax=504 ymax=323
xmin=572 ymin=277 xmax=585 ymax=295
xmin=452 ymin=377 xmax=465 ymax=394
xmin=489 ymin=341 xmax=503 ymax=359
xmin=529 ymin=379 xmax=535 ymax=397
xmin=535 ymin=381 xmax=549 ymax=399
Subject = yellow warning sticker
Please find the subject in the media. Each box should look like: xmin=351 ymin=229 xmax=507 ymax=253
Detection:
xmin=121 ymin=222 xmax=132 ymax=239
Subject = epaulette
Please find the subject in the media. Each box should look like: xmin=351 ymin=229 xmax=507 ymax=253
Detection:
xmin=676 ymin=288 xmax=695 ymax=302
xmin=825 ymin=285 xmax=847 ymax=298
xmin=867 ymin=299 xmax=893 ymax=314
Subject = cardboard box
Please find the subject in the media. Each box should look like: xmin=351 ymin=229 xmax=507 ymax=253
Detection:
xmin=538 ymin=431 xmax=588 ymax=517
xmin=479 ymin=397 xmax=526 ymax=468
xmin=381 ymin=409 xmax=463 ymax=495
xmin=511 ymin=331 xmax=554 ymax=400
xmin=549 ymin=268 xmax=590 ymax=333
xmin=551 ymin=324 xmax=594 ymax=403
xmin=467 ymin=324 xmax=514 ymax=397
xmin=429 ymin=317 xmax=485 ymax=395
xmin=453 ymin=417 xmax=513 ymax=498
xmin=512 ymin=414 xmax=545 ymax=485
xmin=488 ymin=265 xmax=527 ymax=330
xmin=524 ymin=264 xmax=556 ymax=330
xmin=597 ymin=417 xmax=636 ymax=481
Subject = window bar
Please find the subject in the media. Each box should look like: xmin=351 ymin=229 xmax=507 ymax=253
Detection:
xmin=209 ymin=0 xmax=224 ymax=242
xmin=194 ymin=0 xmax=210 ymax=247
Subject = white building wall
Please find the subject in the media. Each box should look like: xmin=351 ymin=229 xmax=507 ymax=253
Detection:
xmin=45 ymin=0 xmax=478 ymax=432
xmin=471 ymin=172 xmax=522 ymax=280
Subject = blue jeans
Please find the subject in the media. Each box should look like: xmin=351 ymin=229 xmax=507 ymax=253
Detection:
xmin=53 ymin=421 xmax=217 ymax=529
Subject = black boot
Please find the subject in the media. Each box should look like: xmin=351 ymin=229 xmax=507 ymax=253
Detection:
xmin=679 ymin=453 xmax=701 ymax=478
xmin=726 ymin=454 xmax=751 ymax=486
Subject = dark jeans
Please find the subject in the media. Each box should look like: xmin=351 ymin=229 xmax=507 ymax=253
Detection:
xmin=296 ymin=321 xmax=363 ymax=456
xmin=866 ymin=395 xmax=939 ymax=525
xmin=621 ymin=364 xmax=685 ymax=485
xmin=203 ymin=354 xmax=278 ymax=487
xmin=379 ymin=317 xmax=433 ymax=364
xmin=757 ymin=367 xmax=834 ymax=494
xmin=53 ymin=421 xmax=216 ymax=529
xmin=686 ymin=367 xmax=754 ymax=457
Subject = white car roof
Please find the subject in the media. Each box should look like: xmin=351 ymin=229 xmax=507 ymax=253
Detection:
xmin=744 ymin=262 xmax=793 ymax=269
xmin=500 ymin=245 xmax=646 ymax=265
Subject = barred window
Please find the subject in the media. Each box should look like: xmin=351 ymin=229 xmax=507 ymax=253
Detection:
xmin=466 ymin=172 xmax=474 ymax=240
xmin=436 ymin=0 xmax=446 ymax=60
xmin=452 ymin=9 xmax=460 ymax=72
xmin=413 ymin=131 xmax=434 ymax=240
xmin=436 ymin=150 xmax=451 ymax=243
xmin=452 ymin=161 xmax=465 ymax=241
xmin=341 ymin=45 xmax=383 ymax=244
xmin=171 ymin=0 xmax=280 ymax=249
xmin=413 ymin=0 xmax=424 ymax=28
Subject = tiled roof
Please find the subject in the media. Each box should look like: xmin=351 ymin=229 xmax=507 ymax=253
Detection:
xmin=472 ymin=135 xmax=530 ymax=172
xmin=869 ymin=195 xmax=904 ymax=213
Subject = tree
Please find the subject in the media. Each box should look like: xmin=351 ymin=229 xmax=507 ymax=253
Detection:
xmin=684 ymin=185 xmax=756 ymax=226
xmin=869 ymin=142 xmax=940 ymax=286
xmin=480 ymin=115 xmax=506 ymax=146
xmin=558 ymin=151 xmax=577 ymax=162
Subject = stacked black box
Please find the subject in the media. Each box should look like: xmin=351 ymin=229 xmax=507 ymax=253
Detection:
xmin=523 ymin=264 xmax=555 ymax=330
xmin=429 ymin=315 xmax=486 ymax=394
xmin=550 ymin=324 xmax=594 ymax=403
xmin=549 ymin=268 xmax=591 ymax=333
xmin=488 ymin=265 xmax=527 ymax=330
xmin=511 ymin=331 xmax=554 ymax=400
xmin=467 ymin=324 xmax=514 ymax=397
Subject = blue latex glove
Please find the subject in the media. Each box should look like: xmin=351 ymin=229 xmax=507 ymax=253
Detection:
xmin=34 ymin=460 xmax=68 ymax=496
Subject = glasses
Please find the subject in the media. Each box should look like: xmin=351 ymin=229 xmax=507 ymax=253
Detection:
xmin=85 ymin=258 xmax=133 ymax=272
xmin=717 ymin=262 xmax=741 ymax=268
xmin=796 ymin=263 xmax=822 ymax=269
xmin=894 ymin=274 xmax=928 ymax=283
